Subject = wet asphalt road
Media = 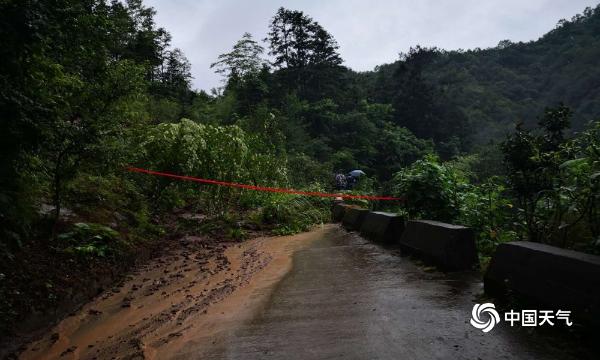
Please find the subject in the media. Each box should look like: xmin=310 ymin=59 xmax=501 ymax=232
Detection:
xmin=182 ymin=225 xmax=592 ymax=360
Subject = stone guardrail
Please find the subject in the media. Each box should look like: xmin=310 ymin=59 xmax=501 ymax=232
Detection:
xmin=484 ymin=241 xmax=600 ymax=325
xmin=332 ymin=203 xmax=350 ymax=222
xmin=332 ymin=204 xmax=600 ymax=320
xmin=341 ymin=207 xmax=369 ymax=231
xmin=360 ymin=211 xmax=405 ymax=244
xmin=398 ymin=220 xmax=478 ymax=270
xmin=332 ymin=205 xmax=477 ymax=270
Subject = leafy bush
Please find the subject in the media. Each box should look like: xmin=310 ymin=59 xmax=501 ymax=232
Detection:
xmin=456 ymin=178 xmax=518 ymax=260
xmin=58 ymin=223 xmax=121 ymax=258
xmin=137 ymin=118 xmax=288 ymax=213
xmin=65 ymin=174 xmax=150 ymax=225
xmin=287 ymin=153 xmax=333 ymax=188
xmin=391 ymin=155 xmax=518 ymax=261
xmin=392 ymin=115 xmax=600 ymax=258
xmin=503 ymin=107 xmax=600 ymax=252
xmin=227 ymin=227 xmax=248 ymax=241
xmin=391 ymin=154 xmax=465 ymax=222
xmin=258 ymin=193 xmax=330 ymax=235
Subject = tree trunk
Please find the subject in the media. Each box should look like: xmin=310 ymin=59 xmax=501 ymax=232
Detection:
xmin=52 ymin=151 xmax=65 ymax=236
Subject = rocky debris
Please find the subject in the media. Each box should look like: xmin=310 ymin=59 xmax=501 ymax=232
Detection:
xmin=178 ymin=213 xmax=207 ymax=221
xmin=59 ymin=346 xmax=76 ymax=357
xmin=19 ymin=227 xmax=283 ymax=360
xmin=38 ymin=204 xmax=74 ymax=218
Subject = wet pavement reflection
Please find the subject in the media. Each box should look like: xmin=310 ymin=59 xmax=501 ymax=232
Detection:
xmin=182 ymin=225 xmax=592 ymax=359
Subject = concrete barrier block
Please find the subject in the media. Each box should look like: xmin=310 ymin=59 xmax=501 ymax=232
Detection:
xmin=484 ymin=241 xmax=600 ymax=323
xmin=399 ymin=220 xmax=478 ymax=270
xmin=332 ymin=203 xmax=350 ymax=222
xmin=342 ymin=207 xmax=369 ymax=231
xmin=360 ymin=211 xmax=405 ymax=244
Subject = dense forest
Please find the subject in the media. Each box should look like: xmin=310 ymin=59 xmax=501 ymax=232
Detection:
xmin=364 ymin=6 xmax=600 ymax=151
xmin=1 ymin=0 xmax=599 ymax=342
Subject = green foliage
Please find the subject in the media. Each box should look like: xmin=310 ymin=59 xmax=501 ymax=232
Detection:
xmin=502 ymin=110 xmax=600 ymax=251
xmin=259 ymin=194 xmax=330 ymax=235
xmin=364 ymin=5 xmax=600 ymax=147
xmin=503 ymin=105 xmax=572 ymax=244
xmin=64 ymin=173 xmax=151 ymax=231
xmin=391 ymin=155 xmax=517 ymax=259
xmin=211 ymin=32 xmax=267 ymax=81
xmin=266 ymin=7 xmax=342 ymax=69
xmin=392 ymin=107 xmax=600 ymax=256
xmin=392 ymin=155 xmax=465 ymax=222
xmin=3 ymin=0 xmax=600 ymax=339
xmin=227 ymin=226 xmax=248 ymax=241
xmin=370 ymin=46 xmax=471 ymax=157
xmin=0 ymin=0 xmax=193 ymax=237
xmin=137 ymin=119 xmax=288 ymax=213
xmin=456 ymin=178 xmax=517 ymax=259
xmin=268 ymin=96 xmax=431 ymax=181
xmin=266 ymin=7 xmax=346 ymax=101
xmin=58 ymin=223 xmax=120 ymax=258
xmin=148 ymin=97 xmax=184 ymax=124
xmin=0 ymin=0 xmax=196 ymax=333
xmin=287 ymin=153 xmax=333 ymax=188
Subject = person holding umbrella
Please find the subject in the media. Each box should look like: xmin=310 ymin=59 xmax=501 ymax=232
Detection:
xmin=346 ymin=169 xmax=366 ymax=189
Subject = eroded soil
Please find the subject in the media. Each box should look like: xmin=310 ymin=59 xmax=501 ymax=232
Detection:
xmin=20 ymin=225 xmax=330 ymax=360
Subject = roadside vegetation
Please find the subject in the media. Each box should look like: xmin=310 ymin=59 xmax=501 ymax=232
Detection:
xmin=1 ymin=0 xmax=599 ymax=340
xmin=390 ymin=108 xmax=600 ymax=266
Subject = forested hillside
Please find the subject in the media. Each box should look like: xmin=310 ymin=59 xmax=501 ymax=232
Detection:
xmin=362 ymin=6 xmax=600 ymax=153
xmin=1 ymin=0 xmax=600 ymax=345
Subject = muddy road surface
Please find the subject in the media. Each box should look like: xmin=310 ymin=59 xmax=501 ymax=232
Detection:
xmin=20 ymin=224 xmax=592 ymax=359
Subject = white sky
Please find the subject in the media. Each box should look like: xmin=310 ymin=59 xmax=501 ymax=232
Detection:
xmin=144 ymin=0 xmax=598 ymax=91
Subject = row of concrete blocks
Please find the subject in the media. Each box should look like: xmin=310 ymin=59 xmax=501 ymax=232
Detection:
xmin=333 ymin=203 xmax=600 ymax=324
xmin=333 ymin=204 xmax=478 ymax=271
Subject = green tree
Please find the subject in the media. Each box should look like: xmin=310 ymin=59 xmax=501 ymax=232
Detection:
xmin=266 ymin=7 xmax=343 ymax=100
xmin=502 ymin=105 xmax=572 ymax=243
xmin=211 ymin=33 xmax=270 ymax=117
xmin=211 ymin=32 xmax=267 ymax=83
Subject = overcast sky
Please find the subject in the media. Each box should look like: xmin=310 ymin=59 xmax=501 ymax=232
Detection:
xmin=145 ymin=0 xmax=597 ymax=91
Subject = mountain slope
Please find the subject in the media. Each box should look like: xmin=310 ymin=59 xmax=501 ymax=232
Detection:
xmin=361 ymin=4 xmax=600 ymax=146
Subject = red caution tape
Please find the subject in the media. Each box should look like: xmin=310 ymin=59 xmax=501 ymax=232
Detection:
xmin=126 ymin=167 xmax=403 ymax=201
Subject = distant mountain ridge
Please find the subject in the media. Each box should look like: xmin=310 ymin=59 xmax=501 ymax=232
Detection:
xmin=361 ymin=4 xmax=600 ymax=145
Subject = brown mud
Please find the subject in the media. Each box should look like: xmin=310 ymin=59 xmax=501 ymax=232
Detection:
xmin=19 ymin=225 xmax=331 ymax=360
